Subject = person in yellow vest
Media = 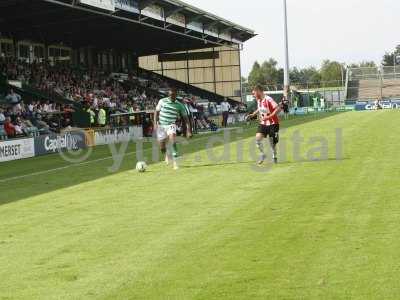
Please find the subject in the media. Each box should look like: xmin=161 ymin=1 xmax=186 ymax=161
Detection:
xmin=87 ymin=106 xmax=95 ymax=127
xmin=98 ymin=105 xmax=107 ymax=127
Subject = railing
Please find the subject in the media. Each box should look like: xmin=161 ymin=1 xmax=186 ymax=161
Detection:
xmin=347 ymin=66 xmax=400 ymax=100
xmin=243 ymin=80 xmax=344 ymax=94
xmin=348 ymin=67 xmax=380 ymax=81
xmin=21 ymin=83 xmax=81 ymax=109
xmin=348 ymin=66 xmax=400 ymax=81
xmin=382 ymin=66 xmax=400 ymax=79
xmin=138 ymin=67 xmax=235 ymax=103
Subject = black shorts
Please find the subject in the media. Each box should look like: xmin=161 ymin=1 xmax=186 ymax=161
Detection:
xmin=283 ymin=105 xmax=289 ymax=113
xmin=257 ymin=124 xmax=280 ymax=143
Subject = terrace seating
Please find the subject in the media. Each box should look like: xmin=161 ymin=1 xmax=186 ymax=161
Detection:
xmin=347 ymin=67 xmax=400 ymax=100
xmin=358 ymin=80 xmax=381 ymax=99
xmin=382 ymin=79 xmax=400 ymax=98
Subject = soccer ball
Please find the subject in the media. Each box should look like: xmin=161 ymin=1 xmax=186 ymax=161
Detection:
xmin=136 ymin=161 xmax=147 ymax=173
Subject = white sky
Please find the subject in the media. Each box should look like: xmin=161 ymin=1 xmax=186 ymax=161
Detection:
xmin=185 ymin=0 xmax=399 ymax=76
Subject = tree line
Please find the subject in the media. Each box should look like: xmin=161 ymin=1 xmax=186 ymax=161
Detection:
xmin=244 ymin=44 xmax=400 ymax=91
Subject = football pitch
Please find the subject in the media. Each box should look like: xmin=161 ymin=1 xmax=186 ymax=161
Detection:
xmin=1 ymin=110 xmax=399 ymax=299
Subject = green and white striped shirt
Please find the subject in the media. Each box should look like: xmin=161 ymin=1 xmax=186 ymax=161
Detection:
xmin=156 ymin=97 xmax=187 ymax=126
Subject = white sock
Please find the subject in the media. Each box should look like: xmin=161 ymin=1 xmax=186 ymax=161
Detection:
xmin=269 ymin=138 xmax=277 ymax=159
xmin=256 ymin=140 xmax=265 ymax=156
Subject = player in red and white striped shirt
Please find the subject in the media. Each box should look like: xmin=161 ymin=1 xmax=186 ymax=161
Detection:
xmin=246 ymin=85 xmax=281 ymax=165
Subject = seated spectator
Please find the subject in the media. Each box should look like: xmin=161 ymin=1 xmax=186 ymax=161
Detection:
xmin=20 ymin=118 xmax=37 ymax=136
xmin=4 ymin=117 xmax=16 ymax=138
xmin=61 ymin=117 xmax=72 ymax=130
xmin=31 ymin=113 xmax=51 ymax=134
xmin=12 ymin=101 xmax=24 ymax=114
xmin=14 ymin=117 xmax=24 ymax=136
xmin=5 ymin=89 xmax=21 ymax=104
xmin=43 ymin=101 xmax=54 ymax=113
xmin=5 ymin=107 xmax=12 ymax=119
xmin=0 ymin=108 xmax=5 ymax=124
xmin=43 ymin=114 xmax=59 ymax=132
xmin=28 ymin=102 xmax=35 ymax=113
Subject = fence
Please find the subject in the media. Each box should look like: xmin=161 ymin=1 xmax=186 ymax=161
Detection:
xmin=347 ymin=66 xmax=400 ymax=100
xmin=243 ymin=80 xmax=346 ymax=108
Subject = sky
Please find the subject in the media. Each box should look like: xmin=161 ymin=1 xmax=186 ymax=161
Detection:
xmin=186 ymin=0 xmax=400 ymax=77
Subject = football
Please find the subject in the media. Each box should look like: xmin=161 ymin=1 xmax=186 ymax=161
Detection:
xmin=136 ymin=161 xmax=147 ymax=173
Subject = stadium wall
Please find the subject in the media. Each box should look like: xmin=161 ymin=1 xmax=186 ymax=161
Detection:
xmin=0 ymin=126 xmax=143 ymax=163
xmin=139 ymin=46 xmax=242 ymax=102
xmin=354 ymin=99 xmax=400 ymax=110
xmin=0 ymin=138 xmax=35 ymax=162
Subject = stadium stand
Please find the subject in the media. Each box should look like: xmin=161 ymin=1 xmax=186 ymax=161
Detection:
xmin=382 ymin=79 xmax=400 ymax=98
xmin=347 ymin=66 xmax=400 ymax=101
xmin=0 ymin=58 xmax=223 ymax=137
xmin=0 ymin=0 xmax=255 ymax=139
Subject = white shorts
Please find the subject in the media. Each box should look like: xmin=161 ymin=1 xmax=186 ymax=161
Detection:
xmin=157 ymin=124 xmax=177 ymax=141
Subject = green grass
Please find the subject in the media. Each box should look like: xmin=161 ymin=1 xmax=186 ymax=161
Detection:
xmin=1 ymin=111 xmax=400 ymax=299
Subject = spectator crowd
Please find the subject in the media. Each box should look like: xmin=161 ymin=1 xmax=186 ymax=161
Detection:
xmin=0 ymin=57 xmax=164 ymax=111
xmin=0 ymin=57 xmax=171 ymax=139
xmin=0 ymin=92 xmax=74 ymax=139
xmin=0 ymin=57 xmax=239 ymax=140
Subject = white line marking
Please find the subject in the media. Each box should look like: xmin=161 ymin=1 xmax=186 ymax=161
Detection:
xmin=0 ymin=154 xmax=122 ymax=184
xmin=0 ymin=129 xmax=252 ymax=184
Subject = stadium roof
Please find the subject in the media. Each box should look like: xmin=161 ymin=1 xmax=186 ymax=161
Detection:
xmin=0 ymin=0 xmax=256 ymax=56
xmin=159 ymin=0 xmax=255 ymax=37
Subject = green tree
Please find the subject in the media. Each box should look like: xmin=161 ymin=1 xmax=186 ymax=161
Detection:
xmin=320 ymin=60 xmax=343 ymax=85
xmin=276 ymin=68 xmax=284 ymax=89
xmin=382 ymin=45 xmax=400 ymax=66
xmin=289 ymin=67 xmax=302 ymax=83
xmin=261 ymin=58 xmax=279 ymax=85
xmin=248 ymin=59 xmax=282 ymax=90
xmin=290 ymin=67 xmax=321 ymax=87
xmin=303 ymin=67 xmax=321 ymax=87
xmin=248 ymin=61 xmax=265 ymax=89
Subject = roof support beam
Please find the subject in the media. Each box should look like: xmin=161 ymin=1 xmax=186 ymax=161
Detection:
xmin=203 ymin=20 xmax=219 ymax=31
xmin=39 ymin=0 xmax=254 ymax=43
xmin=139 ymin=0 xmax=157 ymax=10
xmin=164 ymin=6 xmax=185 ymax=18
xmin=186 ymin=14 xmax=204 ymax=24
xmin=219 ymin=26 xmax=233 ymax=35
xmin=38 ymin=0 xmax=244 ymax=49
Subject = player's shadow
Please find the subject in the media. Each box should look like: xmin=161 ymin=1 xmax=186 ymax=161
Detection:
xmin=181 ymin=161 xmax=254 ymax=169
xmin=181 ymin=157 xmax=350 ymax=170
xmin=276 ymin=157 xmax=351 ymax=166
xmin=0 ymin=112 xmax=347 ymax=206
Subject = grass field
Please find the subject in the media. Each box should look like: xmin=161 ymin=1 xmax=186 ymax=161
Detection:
xmin=1 ymin=110 xmax=399 ymax=299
